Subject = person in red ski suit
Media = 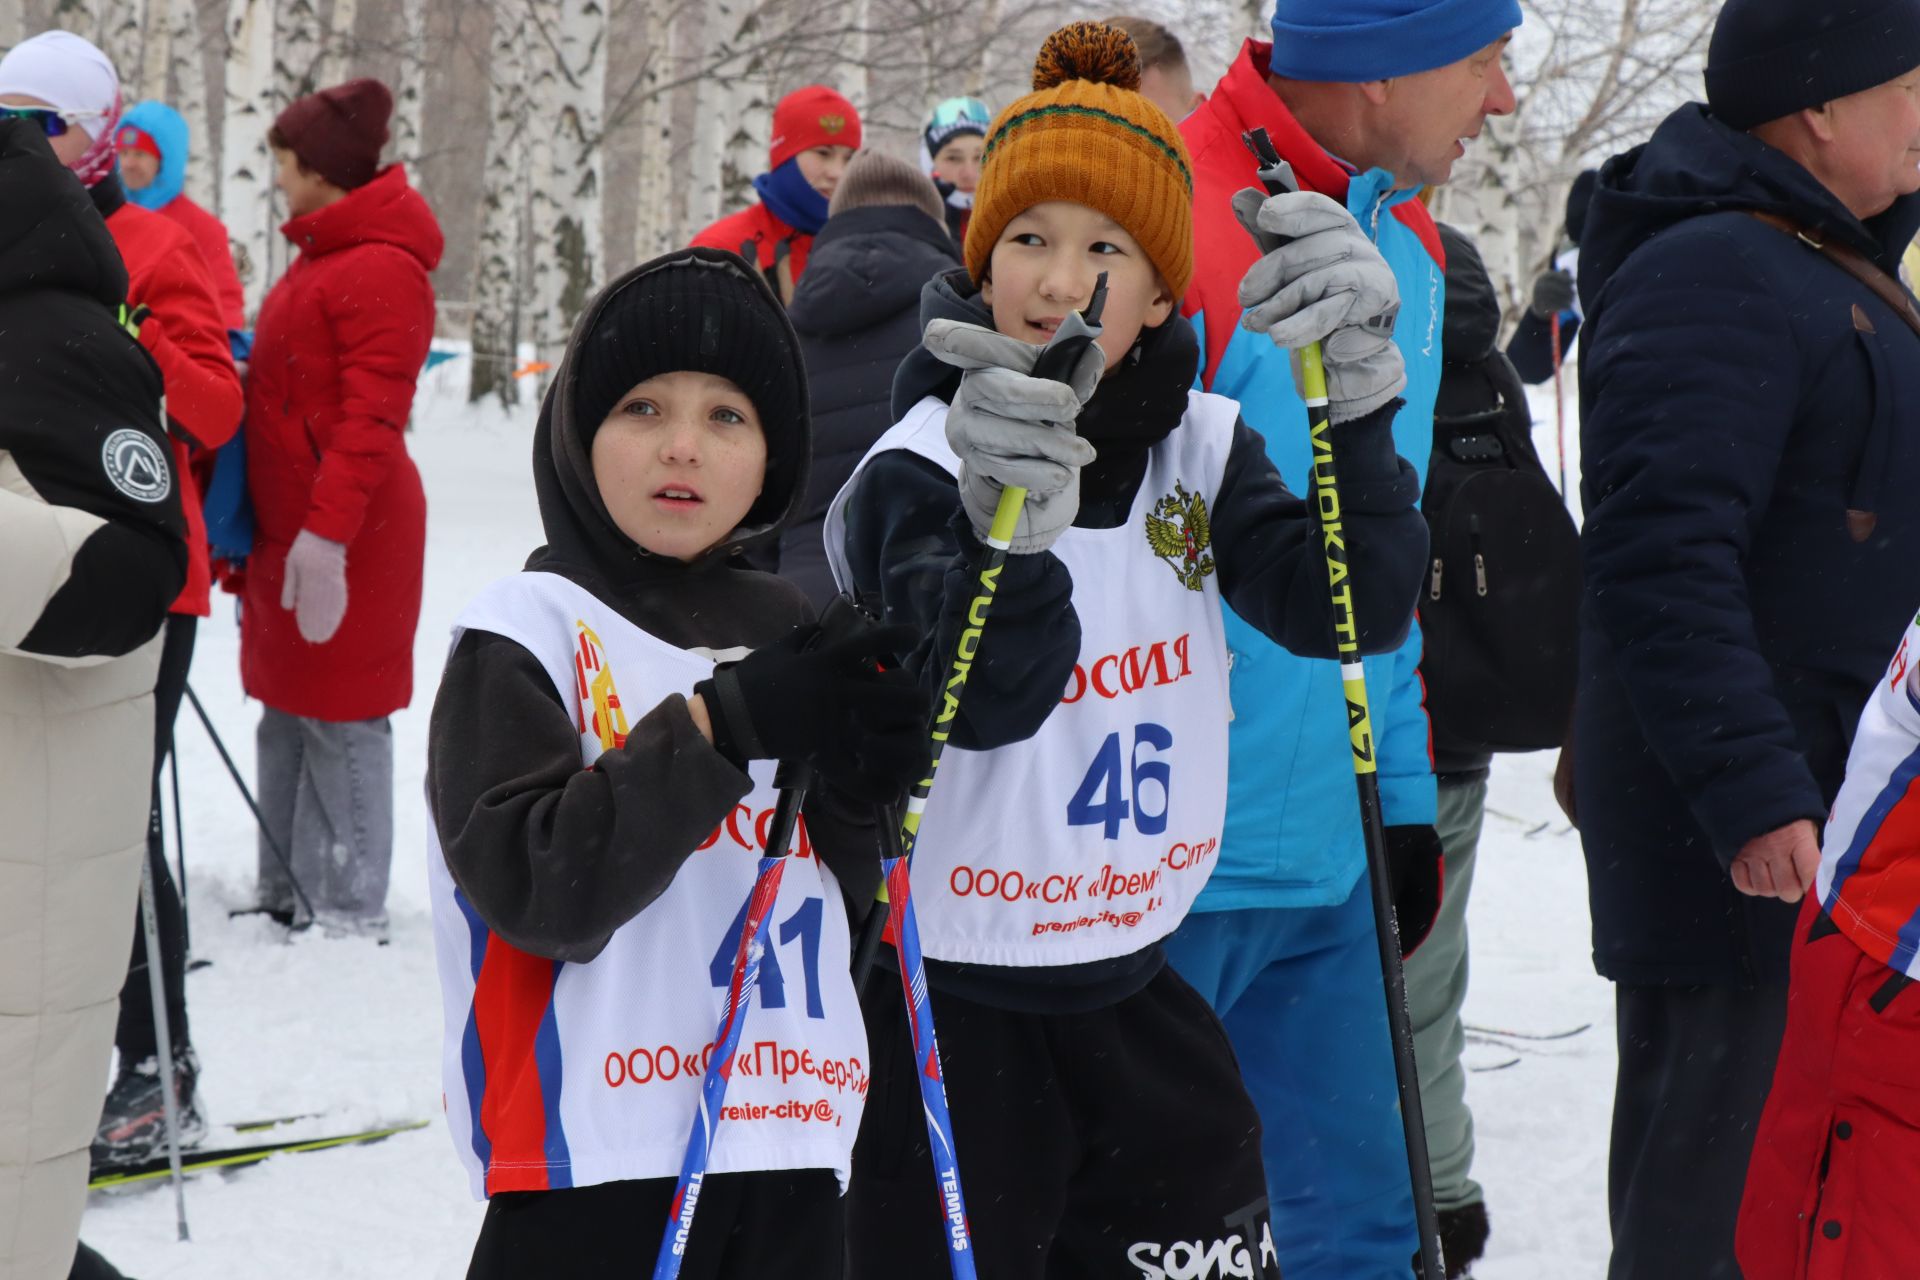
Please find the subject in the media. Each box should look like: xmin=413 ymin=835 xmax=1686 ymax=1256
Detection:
xmin=690 ymin=85 xmax=861 ymax=303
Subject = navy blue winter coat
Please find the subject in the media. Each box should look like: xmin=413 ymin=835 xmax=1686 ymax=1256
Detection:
xmin=778 ymin=204 xmax=959 ymax=605
xmin=1574 ymin=104 xmax=1920 ymax=988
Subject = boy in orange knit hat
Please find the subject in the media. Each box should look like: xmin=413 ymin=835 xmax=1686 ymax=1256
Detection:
xmin=825 ymin=21 xmax=1430 ymax=1276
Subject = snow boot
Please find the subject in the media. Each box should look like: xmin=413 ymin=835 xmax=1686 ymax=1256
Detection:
xmin=91 ymin=1045 xmax=208 ymax=1168
xmin=1438 ymin=1201 xmax=1490 ymax=1278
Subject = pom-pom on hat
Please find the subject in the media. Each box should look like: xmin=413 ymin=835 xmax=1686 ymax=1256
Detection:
xmin=965 ymin=22 xmax=1195 ymax=297
xmin=768 ymin=85 xmax=863 ymax=171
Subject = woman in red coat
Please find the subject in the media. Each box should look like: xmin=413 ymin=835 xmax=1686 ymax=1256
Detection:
xmin=243 ymin=78 xmax=441 ymax=938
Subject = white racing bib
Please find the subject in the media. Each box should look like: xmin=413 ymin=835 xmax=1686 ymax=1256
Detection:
xmin=825 ymin=393 xmax=1237 ymax=966
xmin=429 ymin=572 xmax=867 ymax=1198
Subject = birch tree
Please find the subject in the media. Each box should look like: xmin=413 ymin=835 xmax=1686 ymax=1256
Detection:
xmin=1431 ymin=0 xmax=1717 ymax=320
xmin=525 ymin=0 xmax=607 ymax=366
xmin=222 ymin=0 xmax=278 ymax=318
xmin=166 ymin=0 xmax=214 ymax=206
xmin=468 ymin=0 xmax=530 ymax=405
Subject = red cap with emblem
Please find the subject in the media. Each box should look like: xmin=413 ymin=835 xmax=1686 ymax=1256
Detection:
xmin=115 ymin=124 xmax=160 ymax=159
xmin=767 ymin=85 xmax=862 ymax=170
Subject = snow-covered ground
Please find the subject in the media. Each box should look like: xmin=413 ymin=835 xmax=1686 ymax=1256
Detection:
xmin=79 ymin=367 xmax=1615 ymax=1277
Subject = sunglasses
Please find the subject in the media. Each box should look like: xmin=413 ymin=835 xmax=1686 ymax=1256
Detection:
xmin=1 ymin=106 xmax=77 ymax=137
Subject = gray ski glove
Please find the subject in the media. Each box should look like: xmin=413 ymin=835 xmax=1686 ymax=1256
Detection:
xmin=924 ymin=318 xmax=1104 ymax=555
xmin=1529 ymin=268 xmax=1576 ymax=318
xmin=1233 ymin=186 xmax=1407 ymax=423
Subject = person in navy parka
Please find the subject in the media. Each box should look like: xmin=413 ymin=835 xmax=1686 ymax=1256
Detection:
xmin=1571 ymin=1 xmax=1920 ymax=1274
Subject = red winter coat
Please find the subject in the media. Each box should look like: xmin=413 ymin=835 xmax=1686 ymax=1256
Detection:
xmin=690 ymin=202 xmax=810 ymax=300
xmin=104 ymin=191 xmax=245 ymax=617
xmin=241 ymin=166 xmax=442 ymax=722
xmin=155 ymin=193 xmax=246 ymax=330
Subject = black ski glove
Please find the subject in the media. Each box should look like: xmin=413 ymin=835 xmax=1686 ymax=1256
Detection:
xmin=802 ymin=779 xmax=886 ymax=909
xmin=1385 ymin=824 xmax=1444 ymax=958
xmin=1528 ymin=268 xmax=1576 ymax=319
xmin=695 ymin=617 xmax=931 ymax=804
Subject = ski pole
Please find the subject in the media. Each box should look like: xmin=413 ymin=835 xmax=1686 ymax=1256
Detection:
xmin=1551 ymin=310 xmax=1568 ymax=499
xmin=1243 ymin=126 xmax=1446 ymax=1280
xmin=653 ymin=765 xmax=807 ymax=1280
xmin=170 ymin=748 xmax=190 ymax=957
xmin=183 ymin=683 xmax=314 ymax=923
xmin=655 ymin=597 xmax=873 ymax=1277
xmin=139 ymin=846 xmax=190 ymax=1241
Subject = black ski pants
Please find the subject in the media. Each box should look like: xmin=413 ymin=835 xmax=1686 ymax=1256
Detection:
xmin=116 ymin=613 xmax=194 ymax=1062
xmin=1607 ymin=980 xmax=1788 ymax=1280
xmin=848 ymin=962 xmax=1282 ymax=1280
xmin=466 ymin=1170 xmax=842 ymax=1279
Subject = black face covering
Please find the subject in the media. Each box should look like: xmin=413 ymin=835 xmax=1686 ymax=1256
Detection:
xmin=1075 ymin=315 xmax=1200 ymax=507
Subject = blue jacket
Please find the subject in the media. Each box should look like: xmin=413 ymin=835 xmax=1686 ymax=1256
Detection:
xmin=1576 ymin=104 xmax=1920 ymax=987
xmin=1182 ymin=42 xmax=1443 ymax=910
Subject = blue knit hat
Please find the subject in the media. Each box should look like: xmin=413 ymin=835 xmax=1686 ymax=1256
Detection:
xmin=1706 ymin=0 xmax=1920 ymax=130
xmin=1269 ymin=0 xmax=1522 ymax=83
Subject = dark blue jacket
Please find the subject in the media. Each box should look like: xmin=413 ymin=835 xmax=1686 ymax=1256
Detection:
xmin=1574 ymin=104 xmax=1920 ymax=987
xmin=778 ymin=204 xmax=959 ymax=605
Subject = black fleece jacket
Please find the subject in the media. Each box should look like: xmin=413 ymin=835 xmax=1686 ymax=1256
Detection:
xmin=0 ymin=119 xmax=184 ymax=660
xmin=427 ymin=250 xmax=880 ymax=966
xmin=839 ymin=270 xmax=1428 ymax=1008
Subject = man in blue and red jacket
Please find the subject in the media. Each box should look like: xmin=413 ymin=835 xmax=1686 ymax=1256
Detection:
xmin=1171 ymin=3 xmax=1518 ymax=1276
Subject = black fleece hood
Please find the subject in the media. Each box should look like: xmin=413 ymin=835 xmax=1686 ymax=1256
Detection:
xmin=0 ymin=118 xmax=127 ymax=307
xmin=527 ymin=247 xmax=812 ymax=587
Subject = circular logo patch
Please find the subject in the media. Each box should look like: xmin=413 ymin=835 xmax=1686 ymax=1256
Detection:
xmin=101 ymin=428 xmax=172 ymax=504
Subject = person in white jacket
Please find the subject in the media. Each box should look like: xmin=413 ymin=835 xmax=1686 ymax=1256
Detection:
xmin=0 ymin=116 xmax=186 ymax=1279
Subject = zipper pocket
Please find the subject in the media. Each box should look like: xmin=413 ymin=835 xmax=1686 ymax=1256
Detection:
xmin=1429 ymin=557 xmax=1444 ymax=601
xmin=1470 ymin=514 xmax=1488 ymax=597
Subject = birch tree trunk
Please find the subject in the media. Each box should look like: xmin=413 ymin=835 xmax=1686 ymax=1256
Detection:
xmin=469 ymin=0 xmax=528 ymax=404
xmin=316 ymin=0 xmax=356 ymax=87
xmin=684 ymin=0 xmax=732 ymax=235
xmin=95 ymin=0 xmax=146 ymax=96
xmin=167 ymin=0 xmax=214 ymax=208
xmin=525 ymin=0 xmax=606 ymax=368
xmin=629 ymin=0 xmax=676 ymax=261
xmin=222 ymin=0 xmax=277 ymax=318
xmin=390 ymin=0 xmax=425 ymax=166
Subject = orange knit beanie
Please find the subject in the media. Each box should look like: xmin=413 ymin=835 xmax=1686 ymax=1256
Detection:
xmin=964 ymin=22 xmax=1194 ymax=297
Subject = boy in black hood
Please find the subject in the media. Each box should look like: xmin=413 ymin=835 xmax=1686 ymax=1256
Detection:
xmin=826 ymin=23 xmax=1429 ymax=1277
xmin=426 ymin=247 xmax=928 ymax=1279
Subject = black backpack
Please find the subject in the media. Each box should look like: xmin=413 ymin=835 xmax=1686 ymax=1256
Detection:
xmin=1421 ymin=337 xmax=1581 ymax=755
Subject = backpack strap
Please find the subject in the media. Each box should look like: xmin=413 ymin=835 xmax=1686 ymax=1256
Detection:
xmin=1745 ymin=210 xmax=1920 ymax=340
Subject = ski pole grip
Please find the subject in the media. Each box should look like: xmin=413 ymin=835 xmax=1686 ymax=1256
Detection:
xmin=1030 ymin=271 xmax=1108 ymax=385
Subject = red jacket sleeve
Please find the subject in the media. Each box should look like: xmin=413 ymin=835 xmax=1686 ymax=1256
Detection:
xmin=134 ymin=248 xmax=243 ymax=455
xmin=303 ymin=244 xmax=434 ymax=545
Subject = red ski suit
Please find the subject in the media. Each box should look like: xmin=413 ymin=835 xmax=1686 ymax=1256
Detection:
xmin=154 ymin=192 xmax=246 ymax=330
xmin=241 ymin=166 xmax=442 ymax=722
xmin=105 ymin=198 xmax=244 ymax=617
